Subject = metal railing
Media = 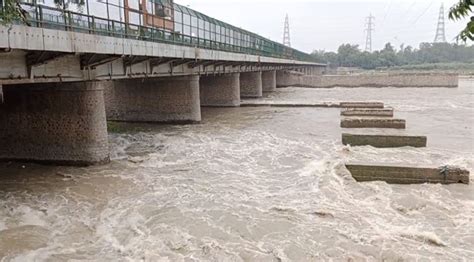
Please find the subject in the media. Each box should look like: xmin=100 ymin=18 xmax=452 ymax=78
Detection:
xmin=1 ymin=1 xmax=315 ymax=62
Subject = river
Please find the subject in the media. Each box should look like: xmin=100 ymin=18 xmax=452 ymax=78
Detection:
xmin=0 ymin=79 xmax=473 ymax=261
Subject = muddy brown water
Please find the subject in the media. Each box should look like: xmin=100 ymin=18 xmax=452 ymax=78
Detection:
xmin=0 ymin=80 xmax=473 ymax=261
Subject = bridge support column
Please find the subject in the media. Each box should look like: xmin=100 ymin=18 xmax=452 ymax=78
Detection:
xmin=105 ymin=75 xmax=201 ymax=123
xmin=0 ymin=82 xmax=109 ymax=165
xmin=200 ymin=73 xmax=240 ymax=107
xmin=276 ymin=70 xmax=302 ymax=87
xmin=262 ymin=71 xmax=277 ymax=92
xmin=240 ymin=72 xmax=262 ymax=98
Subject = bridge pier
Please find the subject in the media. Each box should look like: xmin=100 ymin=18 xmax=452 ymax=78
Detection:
xmin=200 ymin=73 xmax=240 ymax=107
xmin=105 ymin=75 xmax=201 ymax=123
xmin=276 ymin=70 xmax=301 ymax=87
xmin=240 ymin=72 xmax=263 ymax=98
xmin=0 ymin=82 xmax=109 ymax=165
xmin=262 ymin=71 xmax=277 ymax=92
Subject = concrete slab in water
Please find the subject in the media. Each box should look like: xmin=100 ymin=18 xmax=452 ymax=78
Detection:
xmin=341 ymin=108 xmax=394 ymax=117
xmin=341 ymin=118 xmax=406 ymax=129
xmin=342 ymin=133 xmax=426 ymax=148
xmin=339 ymin=102 xmax=384 ymax=108
xmin=346 ymin=164 xmax=470 ymax=185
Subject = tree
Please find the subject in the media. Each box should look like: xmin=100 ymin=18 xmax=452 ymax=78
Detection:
xmin=0 ymin=0 xmax=29 ymax=25
xmin=448 ymin=0 xmax=474 ymax=42
xmin=310 ymin=42 xmax=474 ymax=70
xmin=1 ymin=0 xmax=84 ymax=25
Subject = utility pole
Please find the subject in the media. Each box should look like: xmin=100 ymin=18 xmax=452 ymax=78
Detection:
xmin=434 ymin=3 xmax=447 ymax=43
xmin=283 ymin=14 xmax=291 ymax=47
xmin=365 ymin=14 xmax=375 ymax=52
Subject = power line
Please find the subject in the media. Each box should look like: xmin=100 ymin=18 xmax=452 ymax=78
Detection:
xmin=412 ymin=0 xmax=435 ymax=25
xmin=365 ymin=14 xmax=375 ymax=52
xmin=380 ymin=0 xmax=393 ymax=28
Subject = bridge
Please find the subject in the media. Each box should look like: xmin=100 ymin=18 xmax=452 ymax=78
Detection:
xmin=0 ymin=0 xmax=325 ymax=165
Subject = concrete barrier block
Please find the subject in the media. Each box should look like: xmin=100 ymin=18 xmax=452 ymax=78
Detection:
xmin=342 ymin=133 xmax=426 ymax=147
xmin=341 ymin=118 xmax=406 ymax=129
xmin=345 ymin=164 xmax=470 ymax=184
xmin=340 ymin=102 xmax=384 ymax=108
xmin=341 ymin=108 xmax=394 ymax=117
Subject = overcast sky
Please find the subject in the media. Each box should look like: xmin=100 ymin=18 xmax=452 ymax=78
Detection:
xmin=174 ymin=0 xmax=468 ymax=53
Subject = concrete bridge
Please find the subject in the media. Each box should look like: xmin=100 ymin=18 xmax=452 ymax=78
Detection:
xmin=0 ymin=1 xmax=325 ymax=165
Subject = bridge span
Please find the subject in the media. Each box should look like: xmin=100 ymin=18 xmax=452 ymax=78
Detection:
xmin=0 ymin=1 xmax=325 ymax=165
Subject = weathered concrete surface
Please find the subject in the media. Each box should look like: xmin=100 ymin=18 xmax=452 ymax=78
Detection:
xmin=200 ymin=73 xmax=240 ymax=107
xmin=340 ymin=102 xmax=385 ymax=108
xmin=276 ymin=70 xmax=303 ymax=87
xmin=276 ymin=71 xmax=459 ymax=88
xmin=341 ymin=108 xmax=394 ymax=117
xmin=0 ymin=82 xmax=109 ymax=165
xmin=346 ymin=164 xmax=470 ymax=184
xmin=341 ymin=118 xmax=406 ymax=129
xmin=262 ymin=71 xmax=277 ymax=92
xmin=240 ymin=101 xmax=339 ymax=108
xmin=240 ymin=72 xmax=263 ymax=98
xmin=303 ymin=73 xmax=459 ymax=88
xmin=105 ymin=75 xmax=201 ymax=123
xmin=342 ymin=133 xmax=427 ymax=148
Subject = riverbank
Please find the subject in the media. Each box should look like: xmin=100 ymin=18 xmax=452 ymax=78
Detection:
xmin=277 ymin=71 xmax=460 ymax=88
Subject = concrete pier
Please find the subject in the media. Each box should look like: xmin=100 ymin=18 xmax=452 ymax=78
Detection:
xmin=240 ymin=72 xmax=263 ymax=98
xmin=346 ymin=164 xmax=470 ymax=184
xmin=341 ymin=118 xmax=406 ymax=129
xmin=262 ymin=71 xmax=277 ymax=92
xmin=200 ymin=73 xmax=240 ymax=107
xmin=0 ymin=82 xmax=109 ymax=165
xmin=341 ymin=108 xmax=394 ymax=117
xmin=105 ymin=75 xmax=201 ymax=123
xmin=276 ymin=70 xmax=302 ymax=87
xmin=342 ymin=134 xmax=427 ymax=148
xmin=340 ymin=102 xmax=384 ymax=108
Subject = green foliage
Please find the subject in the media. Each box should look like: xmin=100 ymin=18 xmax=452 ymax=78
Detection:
xmin=311 ymin=42 xmax=474 ymax=70
xmin=53 ymin=0 xmax=85 ymax=11
xmin=0 ymin=0 xmax=24 ymax=25
xmin=448 ymin=0 xmax=474 ymax=42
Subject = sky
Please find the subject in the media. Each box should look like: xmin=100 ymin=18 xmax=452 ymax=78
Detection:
xmin=174 ymin=0 xmax=469 ymax=53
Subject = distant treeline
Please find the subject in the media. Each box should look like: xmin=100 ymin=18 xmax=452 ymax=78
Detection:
xmin=311 ymin=43 xmax=474 ymax=70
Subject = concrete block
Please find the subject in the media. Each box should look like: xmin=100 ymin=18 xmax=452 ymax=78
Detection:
xmin=341 ymin=108 xmax=394 ymax=117
xmin=200 ymin=73 xmax=240 ymax=107
xmin=346 ymin=164 xmax=470 ymax=184
xmin=342 ymin=133 xmax=427 ymax=148
xmin=341 ymin=118 xmax=406 ymax=129
xmin=240 ymin=72 xmax=262 ymax=98
xmin=340 ymin=102 xmax=384 ymax=108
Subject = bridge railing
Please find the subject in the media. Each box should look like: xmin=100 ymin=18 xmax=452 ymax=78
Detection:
xmin=1 ymin=1 xmax=315 ymax=62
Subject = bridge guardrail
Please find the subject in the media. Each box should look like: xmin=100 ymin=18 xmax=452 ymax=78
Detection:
xmin=1 ymin=1 xmax=316 ymax=63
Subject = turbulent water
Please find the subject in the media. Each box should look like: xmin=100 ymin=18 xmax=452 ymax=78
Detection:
xmin=0 ymin=80 xmax=473 ymax=261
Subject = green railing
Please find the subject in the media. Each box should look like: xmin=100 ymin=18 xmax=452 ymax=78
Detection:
xmin=1 ymin=1 xmax=315 ymax=62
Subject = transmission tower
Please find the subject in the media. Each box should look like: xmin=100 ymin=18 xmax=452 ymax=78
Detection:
xmin=434 ymin=3 xmax=447 ymax=43
xmin=365 ymin=14 xmax=375 ymax=52
xmin=283 ymin=14 xmax=291 ymax=47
